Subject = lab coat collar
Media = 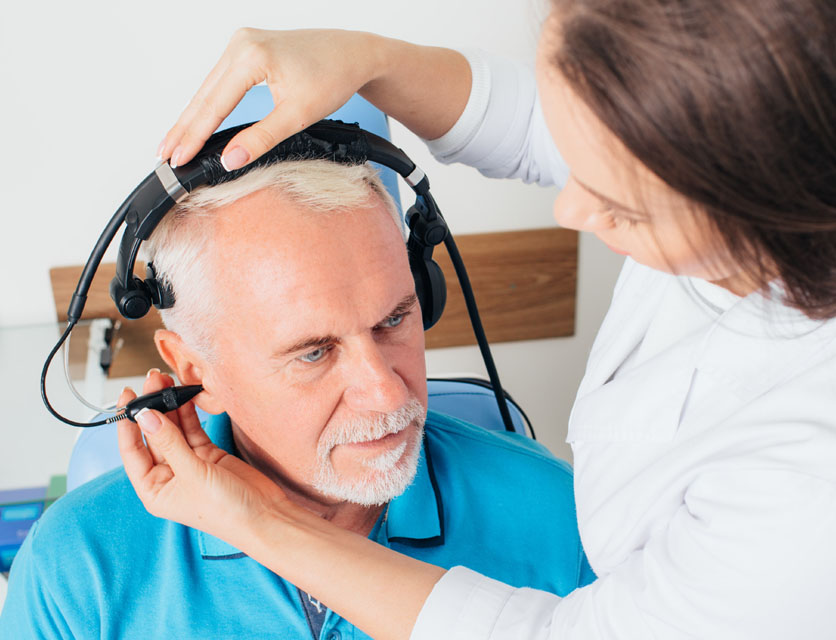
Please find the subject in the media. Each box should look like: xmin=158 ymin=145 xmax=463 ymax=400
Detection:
xmin=197 ymin=414 xmax=443 ymax=559
xmin=694 ymin=281 xmax=836 ymax=402
xmin=568 ymin=327 xmax=700 ymax=442
xmin=568 ymin=261 xmax=836 ymax=443
xmin=573 ymin=260 xmax=673 ymax=399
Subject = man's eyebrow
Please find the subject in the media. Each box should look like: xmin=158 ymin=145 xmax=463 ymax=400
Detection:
xmin=272 ymin=293 xmax=419 ymax=359
xmin=273 ymin=335 xmax=338 ymax=360
xmin=381 ymin=293 xmax=419 ymax=323
xmin=574 ymin=178 xmax=649 ymax=219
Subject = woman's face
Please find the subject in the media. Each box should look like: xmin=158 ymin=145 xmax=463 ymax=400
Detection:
xmin=535 ymin=18 xmax=753 ymax=295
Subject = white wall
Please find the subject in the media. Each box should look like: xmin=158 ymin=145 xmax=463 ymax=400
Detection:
xmin=0 ymin=0 xmax=623 ymax=463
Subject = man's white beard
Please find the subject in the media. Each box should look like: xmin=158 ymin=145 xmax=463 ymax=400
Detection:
xmin=313 ymin=398 xmax=426 ymax=506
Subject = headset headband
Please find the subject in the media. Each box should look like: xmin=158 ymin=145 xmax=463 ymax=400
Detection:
xmin=47 ymin=119 xmax=517 ymax=433
xmin=67 ymin=120 xmax=446 ymax=324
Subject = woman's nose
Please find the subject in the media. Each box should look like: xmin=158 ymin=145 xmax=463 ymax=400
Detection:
xmin=552 ymin=177 xmax=611 ymax=233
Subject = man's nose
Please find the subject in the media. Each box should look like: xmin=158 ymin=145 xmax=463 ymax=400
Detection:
xmin=342 ymin=339 xmax=409 ymax=414
xmin=552 ymin=177 xmax=611 ymax=233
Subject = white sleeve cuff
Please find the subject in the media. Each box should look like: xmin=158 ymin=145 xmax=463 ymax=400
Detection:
xmin=411 ymin=566 xmax=515 ymax=640
xmin=425 ymin=49 xmax=492 ymax=161
xmin=422 ymin=49 xmax=566 ymax=187
xmin=411 ymin=566 xmax=566 ymax=640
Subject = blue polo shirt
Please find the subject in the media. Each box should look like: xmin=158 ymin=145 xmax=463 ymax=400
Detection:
xmin=0 ymin=411 xmax=594 ymax=639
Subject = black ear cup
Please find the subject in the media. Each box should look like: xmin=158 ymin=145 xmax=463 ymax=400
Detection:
xmin=110 ymin=278 xmax=153 ymax=320
xmin=409 ymin=252 xmax=447 ymax=330
xmin=145 ymin=263 xmax=176 ymax=310
xmin=406 ymin=201 xmax=449 ymax=330
xmin=110 ymin=263 xmax=174 ymax=319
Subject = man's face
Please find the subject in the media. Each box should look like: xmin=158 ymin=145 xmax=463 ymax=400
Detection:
xmin=198 ymin=187 xmax=428 ymax=507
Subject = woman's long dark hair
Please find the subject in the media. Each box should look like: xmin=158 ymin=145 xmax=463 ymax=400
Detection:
xmin=550 ymin=0 xmax=836 ymax=319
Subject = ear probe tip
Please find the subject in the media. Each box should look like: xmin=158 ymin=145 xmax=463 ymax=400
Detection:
xmin=110 ymin=385 xmax=204 ymax=423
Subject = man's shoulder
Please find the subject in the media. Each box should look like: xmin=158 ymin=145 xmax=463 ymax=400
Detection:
xmin=423 ymin=410 xmax=573 ymax=489
xmin=25 ymin=467 xmax=156 ymax=558
xmin=413 ymin=412 xmax=590 ymax=594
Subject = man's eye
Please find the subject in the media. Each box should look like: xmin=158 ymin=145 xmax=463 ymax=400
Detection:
xmin=383 ymin=314 xmax=405 ymax=328
xmin=298 ymin=346 xmax=330 ymax=363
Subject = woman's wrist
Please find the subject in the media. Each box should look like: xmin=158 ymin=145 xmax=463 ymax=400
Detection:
xmin=360 ymin=37 xmax=471 ymax=140
xmin=240 ymin=502 xmax=308 ymax=569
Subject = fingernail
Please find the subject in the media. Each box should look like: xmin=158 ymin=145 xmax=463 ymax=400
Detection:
xmin=122 ymin=386 xmax=132 ymax=394
xmin=146 ymin=368 xmax=161 ymax=379
xmin=170 ymin=146 xmax=182 ymax=169
xmin=135 ymin=408 xmax=162 ymax=434
xmin=221 ymin=146 xmax=250 ymax=172
xmin=156 ymin=140 xmax=166 ymax=159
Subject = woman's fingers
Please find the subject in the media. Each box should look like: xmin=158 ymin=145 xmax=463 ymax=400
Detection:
xmin=136 ymin=409 xmax=220 ymax=500
xmin=159 ymin=42 xmax=236 ymax=164
xmin=141 ymin=369 xmax=176 ymax=465
xmin=218 ymin=105 xmax=309 ymax=171
xmin=160 ymin=28 xmax=276 ymax=168
xmin=166 ymin=64 xmax=257 ymax=168
xmin=116 ymin=386 xmax=155 ymax=485
xmin=157 ymin=28 xmax=381 ymax=171
xmin=176 ymin=399 xmax=212 ymax=449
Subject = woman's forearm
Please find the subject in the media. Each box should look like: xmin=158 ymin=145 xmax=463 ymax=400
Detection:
xmin=360 ymin=36 xmax=472 ymax=141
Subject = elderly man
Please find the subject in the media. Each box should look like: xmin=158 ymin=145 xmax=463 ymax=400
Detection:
xmin=0 ymin=159 xmax=593 ymax=639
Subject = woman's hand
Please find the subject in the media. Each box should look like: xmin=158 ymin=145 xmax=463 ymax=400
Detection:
xmin=117 ymin=372 xmax=444 ymax=640
xmin=158 ymin=28 xmax=387 ymax=171
xmin=157 ymin=28 xmax=470 ymax=171
xmin=116 ymin=370 xmax=289 ymax=548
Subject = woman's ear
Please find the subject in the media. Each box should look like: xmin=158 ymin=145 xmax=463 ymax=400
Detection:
xmin=154 ymin=330 xmax=225 ymax=415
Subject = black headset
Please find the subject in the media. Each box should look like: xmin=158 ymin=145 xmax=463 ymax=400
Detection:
xmin=108 ymin=119 xmax=448 ymax=329
xmin=43 ymin=119 xmax=517 ymax=432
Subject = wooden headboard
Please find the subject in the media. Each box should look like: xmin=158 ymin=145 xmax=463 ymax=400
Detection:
xmin=50 ymin=227 xmax=577 ymax=378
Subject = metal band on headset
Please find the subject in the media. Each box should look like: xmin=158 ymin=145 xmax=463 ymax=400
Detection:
xmin=154 ymin=161 xmax=188 ymax=203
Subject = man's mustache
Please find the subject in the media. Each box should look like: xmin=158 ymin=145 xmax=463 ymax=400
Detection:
xmin=319 ymin=399 xmax=426 ymax=450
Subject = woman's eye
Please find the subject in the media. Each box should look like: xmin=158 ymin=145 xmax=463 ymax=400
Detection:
xmin=603 ymin=207 xmax=640 ymax=229
xmin=614 ymin=214 xmax=639 ymax=229
xmin=298 ymin=347 xmax=329 ymax=363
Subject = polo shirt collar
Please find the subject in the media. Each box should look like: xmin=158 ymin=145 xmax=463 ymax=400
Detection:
xmin=383 ymin=429 xmax=444 ymax=547
xmin=196 ymin=413 xmax=444 ymax=560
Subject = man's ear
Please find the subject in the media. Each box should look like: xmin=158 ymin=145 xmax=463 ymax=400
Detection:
xmin=154 ymin=330 xmax=225 ymax=415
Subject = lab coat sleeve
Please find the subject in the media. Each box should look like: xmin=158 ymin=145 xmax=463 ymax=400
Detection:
xmin=411 ymin=468 xmax=836 ymax=639
xmin=425 ymin=50 xmax=569 ymax=188
xmin=0 ymin=522 xmax=72 ymax=639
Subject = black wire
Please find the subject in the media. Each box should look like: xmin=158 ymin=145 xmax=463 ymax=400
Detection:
xmin=40 ymin=321 xmax=114 ymax=428
xmin=442 ymin=234 xmax=516 ymax=433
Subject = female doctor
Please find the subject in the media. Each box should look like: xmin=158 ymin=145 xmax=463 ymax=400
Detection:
xmin=118 ymin=0 xmax=836 ymax=637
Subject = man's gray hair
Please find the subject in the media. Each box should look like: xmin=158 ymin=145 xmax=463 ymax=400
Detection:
xmin=142 ymin=160 xmax=403 ymax=357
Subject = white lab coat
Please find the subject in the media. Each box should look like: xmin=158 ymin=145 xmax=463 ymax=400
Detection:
xmin=411 ymin=51 xmax=836 ymax=638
